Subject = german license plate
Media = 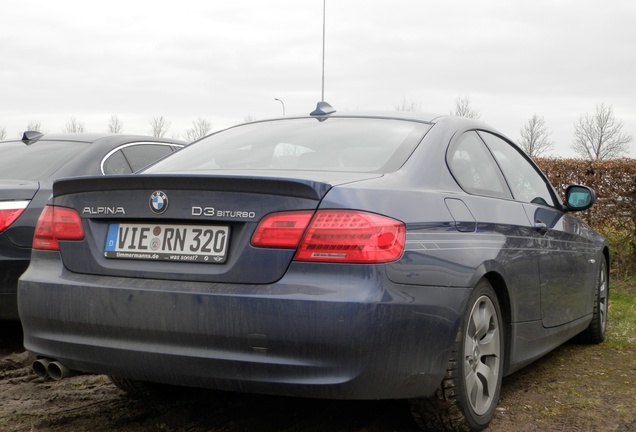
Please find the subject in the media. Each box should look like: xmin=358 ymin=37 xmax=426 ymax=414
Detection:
xmin=104 ymin=223 xmax=230 ymax=263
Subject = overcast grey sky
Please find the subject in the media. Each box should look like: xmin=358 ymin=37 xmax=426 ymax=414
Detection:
xmin=2 ymin=0 xmax=635 ymax=157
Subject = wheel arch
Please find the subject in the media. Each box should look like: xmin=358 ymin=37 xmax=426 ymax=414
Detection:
xmin=468 ymin=263 xmax=512 ymax=332
xmin=482 ymin=271 xmax=513 ymax=375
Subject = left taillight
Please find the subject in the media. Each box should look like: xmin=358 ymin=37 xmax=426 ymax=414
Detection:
xmin=0 ymin=201 xmax=29 ymax=232
xmin=33 ymin=205 xmax=85 ymax=250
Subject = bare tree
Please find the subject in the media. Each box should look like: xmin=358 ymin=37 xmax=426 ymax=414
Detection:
xmin=518 ymin=114 xmax=555 ymax=158
xmin=452 ymin=95 xmax=481 ymax=120
xmin=395 ymin=97 xmax=421 ymax=112
xmin=107 ymin=115 xmax=124 ymax=134
xmin=64 ymin=117 xmax=86 ymax=133
xmin=243 ymin=114 xmax=255 ymax=123
xmin=185 ymin=117 xmax=212 ymax=142
xmin=0 ymin=126 xmax=6 ymax=140
xmin=26 ymin=120 xmax=42 ymax=132
xmin=149 ymin=115 xmax=170 ymax=138
xmin=571 ymin=103 xmax=632 ymax=160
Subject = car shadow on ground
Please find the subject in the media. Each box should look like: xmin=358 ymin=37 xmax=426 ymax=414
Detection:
xmin=0 ymin=320 xmax=23 ymax=355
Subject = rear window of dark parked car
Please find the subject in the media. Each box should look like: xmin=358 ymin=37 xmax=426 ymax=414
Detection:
xmin=0 ymin=141 xmax=86 ymax=180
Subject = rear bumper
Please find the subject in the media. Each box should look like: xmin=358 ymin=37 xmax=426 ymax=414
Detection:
xmin=18 ymin=250 xmax=471 ymax=400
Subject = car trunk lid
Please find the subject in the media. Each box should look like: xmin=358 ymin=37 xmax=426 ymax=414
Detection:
xmin=51 ymin=173 xmax=380 ymax=284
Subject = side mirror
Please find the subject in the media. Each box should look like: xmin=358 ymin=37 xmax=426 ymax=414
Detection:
xmin=564 ymin=185 xmax=596 ymax=212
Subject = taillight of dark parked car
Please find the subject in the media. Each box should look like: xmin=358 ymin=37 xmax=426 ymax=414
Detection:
xmin=0 ymin=201 xmax=29 ymax=232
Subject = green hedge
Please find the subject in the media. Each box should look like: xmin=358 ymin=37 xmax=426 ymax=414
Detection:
xmin=535 ymin=158 xmax=636 ymax=278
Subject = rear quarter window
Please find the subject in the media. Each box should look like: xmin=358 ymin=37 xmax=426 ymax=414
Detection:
xmin=102 ymin=144 xmax=179 ymax=175
xmin=447 ymin=132 xmax=512 ymax=199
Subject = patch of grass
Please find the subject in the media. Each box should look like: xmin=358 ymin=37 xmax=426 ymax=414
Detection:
xmin=612 ymin=276 xmax=636 ymax=295
xmin=606 ymin=277 xmax=636 ymax=349
xmin=598 ymin=226 xmax=636 ymax=279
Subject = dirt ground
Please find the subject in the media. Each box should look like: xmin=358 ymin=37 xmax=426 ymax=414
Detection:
xmin=1 ymin=320 xmax=635 ymax=432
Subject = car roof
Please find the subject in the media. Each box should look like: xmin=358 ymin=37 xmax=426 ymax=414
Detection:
xmin=0 ymin=133 xmax=186 ymax=181
xmin=0 ymin=132 xmax=185 ymax=146
xmin=36 ymin=133 xmax=184 ymax=144
xmin=237 ymin=111 xmax=443 ymax=125
xmin=326 ymin=111 xmax=443 ymax=123
xmin=225 ymin=110 xmax=490 ymax=135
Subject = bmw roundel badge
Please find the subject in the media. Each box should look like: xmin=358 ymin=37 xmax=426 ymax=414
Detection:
xmin=149 ymin=191 xmax=169 ymax=214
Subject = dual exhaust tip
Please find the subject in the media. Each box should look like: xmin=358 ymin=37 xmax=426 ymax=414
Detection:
xmin=32 ymin=358 xmax=77 ymax=381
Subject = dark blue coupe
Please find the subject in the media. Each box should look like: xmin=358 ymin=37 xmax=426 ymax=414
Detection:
xmin=18 ymin=105 xmax=608 ymax=431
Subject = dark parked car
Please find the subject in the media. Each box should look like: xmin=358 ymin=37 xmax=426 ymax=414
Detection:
xmin=0 ymin=132 xmax=184 ymax=319
xmin=18 ymin=107 xmax=608 ymax=431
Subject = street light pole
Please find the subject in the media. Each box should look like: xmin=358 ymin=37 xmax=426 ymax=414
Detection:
xmin=274 ymin=98 xmax=285 ymax=116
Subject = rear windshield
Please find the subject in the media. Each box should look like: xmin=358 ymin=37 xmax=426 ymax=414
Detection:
xmin=145 ymin=117 xmax=431 ymax=174
xmin=0 ymin=141 xmax=87 ymax=180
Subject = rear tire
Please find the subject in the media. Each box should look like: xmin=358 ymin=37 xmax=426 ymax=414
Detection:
xmin=580 ymin=256 xmax=609 ymax=344
xmin=410 ymin=279 xmax=504 ymax=431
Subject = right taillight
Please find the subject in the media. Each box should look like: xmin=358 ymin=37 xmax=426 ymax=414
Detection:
xmin=0 ymin=201 xmax=29 ymax=232
xmin=251 ymin=211 xmax=314 ymax=248
xmin=251 ymin=209 xmax=405 ymax=264
xmin=295 ymin=210 xmax=405 ymax=263
xmin=33 ymin=205 xmax=84 ymax=250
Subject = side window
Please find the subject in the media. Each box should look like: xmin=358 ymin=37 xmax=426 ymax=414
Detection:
xmin=447 ymin=132 xmax=512 ymax=199
xmin=478 ymin=132 xmax=556 ymax=207
xmin=122 ymin=144 xmax=175 ymax=172
xmin=102 ymin=150 xmax=132 ymax=175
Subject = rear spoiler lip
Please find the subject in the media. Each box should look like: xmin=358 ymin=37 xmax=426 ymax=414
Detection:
xmin=51 ymin=174 xmax=340 ymax=201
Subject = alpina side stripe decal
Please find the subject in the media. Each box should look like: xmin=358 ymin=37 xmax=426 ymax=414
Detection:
xmin=405 ymin=232 xmax=598 ymax=253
